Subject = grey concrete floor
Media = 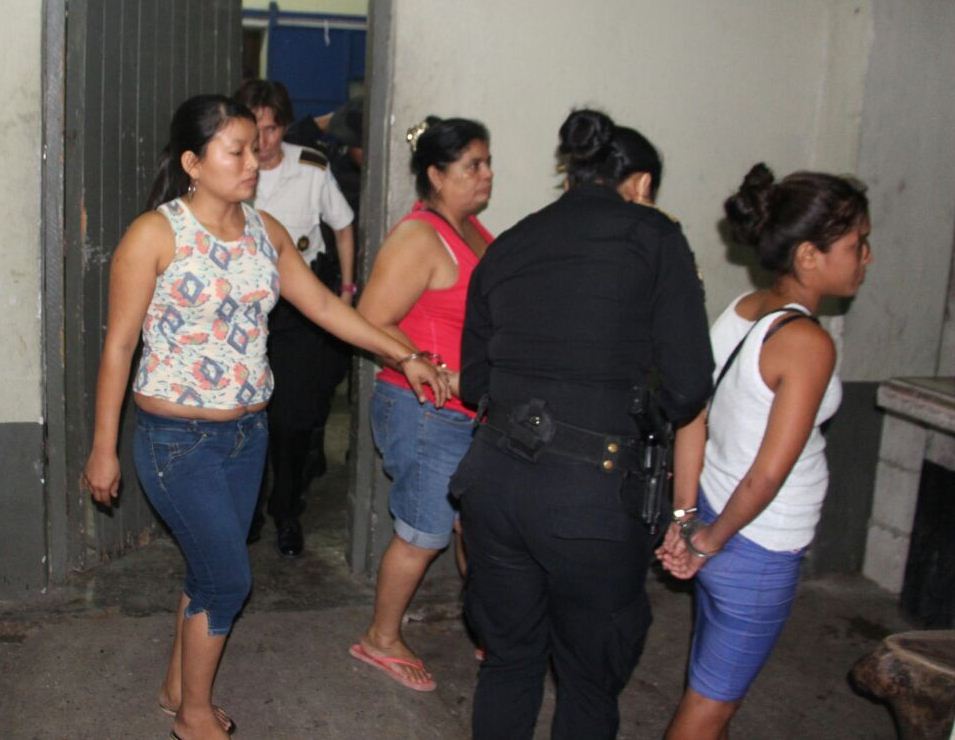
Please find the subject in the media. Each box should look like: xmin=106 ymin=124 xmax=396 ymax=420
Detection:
xmin=0 ymin=395 xmax=910 ymax=739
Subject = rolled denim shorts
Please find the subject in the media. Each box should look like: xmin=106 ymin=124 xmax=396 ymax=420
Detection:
xmin=371 ymin=381 xmax=474 ymax=550
xmin=133 ymin=407 xmax=268 ymax=635
xmin=688 ymin=490 xmax=805 ymax=702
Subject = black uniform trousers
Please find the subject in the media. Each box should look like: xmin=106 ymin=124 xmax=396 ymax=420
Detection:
xmin=454 ymin=434 xmax=653 ymax=740
xmin=263 ymin=295 xmax=350 ymax=523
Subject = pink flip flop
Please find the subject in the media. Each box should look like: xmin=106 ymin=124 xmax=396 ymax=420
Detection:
xmin=348 ymin=643 xmax=437 ymax=692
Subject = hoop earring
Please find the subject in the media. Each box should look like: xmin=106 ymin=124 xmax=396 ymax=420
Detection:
xmin=188 ymin=180 xmax=197 ymax=198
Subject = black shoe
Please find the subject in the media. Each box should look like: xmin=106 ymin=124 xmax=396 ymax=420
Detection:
xmin=276 ymin=519 xmax=304 ymax=558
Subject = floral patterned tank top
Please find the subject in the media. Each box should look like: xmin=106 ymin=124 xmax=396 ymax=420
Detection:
xmin=133 ymin=198 xmax=280 ymax=409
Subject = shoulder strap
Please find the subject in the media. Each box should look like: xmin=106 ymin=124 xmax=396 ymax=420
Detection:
xmin=711 ymin=308 xmax=817 ymax=399
xmin=405 ymin=208 xmax=477 ymax=263
xmin=298 ymin=146 xmax=329 ymax=169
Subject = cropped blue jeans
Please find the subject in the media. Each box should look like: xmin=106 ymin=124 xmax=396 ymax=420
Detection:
xmin=371 ymin=380 xmax=474 ymax=549
xmin=133 ymin=408 xmax=268 ymax=635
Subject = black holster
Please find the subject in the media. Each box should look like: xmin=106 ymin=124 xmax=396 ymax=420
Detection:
xmin=628 ymin=385 xmax=674 ymax=535
xmin=493 ymin=398 xmax=556 ymax=462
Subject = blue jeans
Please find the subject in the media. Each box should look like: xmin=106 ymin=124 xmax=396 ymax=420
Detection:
xmin=133 ymin=408 xmax=268 ymax=635
xmin=688 ymin=491 xmax=805 ymax=701
xmin=371 ymin=381 xmax=474 ymax=549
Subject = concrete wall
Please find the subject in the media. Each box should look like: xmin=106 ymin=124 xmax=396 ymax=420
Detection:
xmin=845 ymin=0 xmax=955 ymax=381
xmin=384 ymin=0 xmax=873 ymax=328
xmin=0 ymin=0 xmax=46 ymax=595
xmin=0 ymin=2 xmax=43 ymax=423
xmin=381 ymin=0 xmax=954 ymax=385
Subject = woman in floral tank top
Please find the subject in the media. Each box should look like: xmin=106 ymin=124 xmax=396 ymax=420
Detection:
xmin=81 ymin=95 xmax=449 ymax=740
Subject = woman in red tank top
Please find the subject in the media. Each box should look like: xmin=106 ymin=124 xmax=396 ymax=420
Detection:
xmin=349 ymin=116 xmax=494 ymax=691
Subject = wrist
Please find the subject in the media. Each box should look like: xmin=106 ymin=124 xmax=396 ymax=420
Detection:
xmin=396 ymin=350 xmax=443 ymax=367
xmin=91 ymin=437 xmax=118 ymax=455
xmin=672 ymin=506 xmax=698 ymax=523
xmin=680 ymin=518 xmax=719 ymax=559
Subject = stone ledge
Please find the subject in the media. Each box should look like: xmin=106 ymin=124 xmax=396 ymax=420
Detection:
xmin=878 ymin=377 xmax=955 ymax=435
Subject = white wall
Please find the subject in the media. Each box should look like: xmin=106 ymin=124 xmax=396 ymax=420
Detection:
xmin=385 ymin=0 xmax=955 ymax=384
xmin=844 ymin=0 xmax=955 ymax=380
xmin=385 ymin=0 xmax=872 ymax=329
xmin=0 ymin=1 xmax=42 ymax=423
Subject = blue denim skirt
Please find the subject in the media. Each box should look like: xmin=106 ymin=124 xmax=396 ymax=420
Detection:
xmin=133 ymin=408 xmax=268 ymax=635
xmin=688 ymin=491 xmax=805 ymax=702
xmin=371 ymin=381 xmax=474 ymax=549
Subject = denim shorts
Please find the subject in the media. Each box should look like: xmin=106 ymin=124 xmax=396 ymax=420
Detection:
xmin=133 ymin=408 xmax=268 ymax=635
xmin=371 ymin=381 xmax=474 ymax=549
xmin=688 ymin=491 xmax=805 ymax=702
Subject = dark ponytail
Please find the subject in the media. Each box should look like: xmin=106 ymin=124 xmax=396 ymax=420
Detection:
xmin=724 ymin=163 xmax=869 ymax=274
xmin=145 ymin=94 xmax=256 ymax=211
xmin=558 ymin=109 xmax=662 ymax=192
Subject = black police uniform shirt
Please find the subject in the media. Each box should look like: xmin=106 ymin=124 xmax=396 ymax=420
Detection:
xmin=460 ymin=182 xmax=714 ymax=435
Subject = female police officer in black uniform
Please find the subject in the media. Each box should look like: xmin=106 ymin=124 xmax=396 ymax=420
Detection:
xmin=453 ymin=109 xmax=714 ymax=739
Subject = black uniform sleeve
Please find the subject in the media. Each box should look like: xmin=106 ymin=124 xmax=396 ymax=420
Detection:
xmin=460 ymin=257 xmax=493 ymax=405
xmin=646 ymin=224 xmax=714 ymax=426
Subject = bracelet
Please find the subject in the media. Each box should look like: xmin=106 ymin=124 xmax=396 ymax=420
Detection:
xmin=396 ymin=350 xmax=437 ymax=366
xmin=397 ymin=351 xmax=422 ymax=366
xmin=680 ymin=518 xmax=719 ymax=559
xmin=340 ymin=283 xmax=358 ymax=295
xmin=672 ymin=506 xmax=698 ymax=522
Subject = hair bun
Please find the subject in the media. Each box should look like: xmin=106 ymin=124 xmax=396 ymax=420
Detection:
xmin=724 ymin=162 xmax=775 ymax=246
xmin=558 ymin=109 xmax=615 ymax=163
xmin=407 ymin=115 xmax=443 ymax=154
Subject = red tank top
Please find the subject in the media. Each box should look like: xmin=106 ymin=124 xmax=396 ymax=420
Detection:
xmin=377 ymin=202 xmax=494 ymax=416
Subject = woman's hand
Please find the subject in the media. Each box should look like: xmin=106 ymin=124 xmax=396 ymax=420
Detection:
xmin=83 ymin=449 xmax=121 ymax=506
xmin=655 ymin=521 xmax=686 ymax=562
xmin=402 ymin=357 xmax=451 ymax=407
xmin=656 ymin=518 xmax=718 ymax=580
xmin=657 ymin=521 xmax=698 ymax=579
xmin=662 ymin=547 xmax=708 ymax=580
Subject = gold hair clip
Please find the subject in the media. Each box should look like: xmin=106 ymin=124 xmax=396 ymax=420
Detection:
xmin=406 ymin=120 xmax=430 ymax=153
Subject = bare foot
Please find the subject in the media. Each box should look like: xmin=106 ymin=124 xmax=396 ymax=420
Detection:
xmin=171 ymin=710 xmax=231 ymax=740
xmin=359 ymin=632 xmax=434 ymax=687
xmin=159 ymin=689 xmax=234 ymax=733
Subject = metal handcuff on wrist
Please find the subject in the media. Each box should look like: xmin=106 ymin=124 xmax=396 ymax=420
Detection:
xmin=674 ymin=509 xmax=720 ymax=559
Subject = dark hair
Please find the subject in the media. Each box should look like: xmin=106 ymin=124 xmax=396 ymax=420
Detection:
xmin=146 ymin=94 xmax=256 ymax=211
xmin=724 ymin=163 xmax=869 ymax=274
xmin=233 ymin=79 xmax=294 ymax=126
xmin=410 ymin=116 xmax=489 ymax=198
xmin=557 ymin=109 xmax=663 ymax=192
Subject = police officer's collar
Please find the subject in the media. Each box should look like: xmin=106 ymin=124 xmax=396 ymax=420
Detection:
xmin=565 ymin=181 xmax=678 ymax=222
xmin=565 ymin=181 xmax=625 ymax=201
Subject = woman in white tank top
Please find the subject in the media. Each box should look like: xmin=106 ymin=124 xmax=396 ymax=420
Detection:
xmin=658 ymin=163 xmax=872 ymax=739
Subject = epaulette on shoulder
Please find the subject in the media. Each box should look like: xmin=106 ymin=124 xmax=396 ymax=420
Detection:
xmin=299 ymin=147 xmax=328 ymax=169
